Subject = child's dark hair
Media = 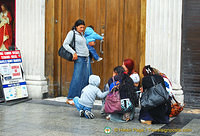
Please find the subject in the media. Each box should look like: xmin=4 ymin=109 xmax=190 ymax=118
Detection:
xmin=113 ymin=66 xmax=125 ymax=76
xmin=88 ymin=25 xmax=94 ymax=30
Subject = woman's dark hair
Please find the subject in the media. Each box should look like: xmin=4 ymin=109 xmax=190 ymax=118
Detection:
xmin=119 ymin=72 xmax=137 ymax=105
xmin=72 ymin=19 xmax=85 ymax=30
xmin=142 ymin=65 xmax=154 ymax=76
xmin=113 ymin=66 xmax=125 ymax=76
xmin=108 ymin=66 xmax=125 ymax=86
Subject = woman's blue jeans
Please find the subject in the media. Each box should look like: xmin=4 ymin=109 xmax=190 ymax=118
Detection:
xmin=67 ymin=56 xmax=91 ymax=99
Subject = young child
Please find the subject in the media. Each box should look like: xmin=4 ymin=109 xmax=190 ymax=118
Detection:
xmin=84 ymin=25 xmax=104 ymax=62
xmin=73 ymin=75 xmax=109 ymax=119
xmin=130 ymin=73 xmax=140 ymax=107
xmin=130 ymin=73 xmax=140 ymax=88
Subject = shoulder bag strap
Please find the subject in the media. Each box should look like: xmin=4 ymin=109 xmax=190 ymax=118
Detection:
xmin=73 ymin=30 xmax=75 ymax=49
xmin=111 ymin=76 xmax=116 ymax=93
xmin=150 ymin=76 xmax=156 ymax=86
xmin=69 ymin=30 xmax=76 ymax=50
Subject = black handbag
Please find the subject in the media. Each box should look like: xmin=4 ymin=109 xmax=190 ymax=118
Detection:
xmin=58 ymin=30 xmax=75 ymax=61
xmin=140 ymin=76 xmax=169 ymax=109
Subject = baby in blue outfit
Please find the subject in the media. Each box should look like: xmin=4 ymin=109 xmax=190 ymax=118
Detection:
xmin=84 ymin=25 xmax=104 ymax=62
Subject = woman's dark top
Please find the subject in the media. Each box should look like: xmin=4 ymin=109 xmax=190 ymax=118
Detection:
xmin=119 ymin=74 xmax=137 ymax=105
xmin=142 ymin=74 xmax=165 ymax=90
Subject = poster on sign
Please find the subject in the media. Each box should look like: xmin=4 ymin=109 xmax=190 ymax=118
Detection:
xmin=10 ymin=63 xmax=22 ymax=80
xmin=0 ymin=50 xmax=28 ymax=101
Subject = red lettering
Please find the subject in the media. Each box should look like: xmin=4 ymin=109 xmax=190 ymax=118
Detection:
xmin=13 ymin=73 xmax=20 ymax=76
xmin=11 ymin=66 xmax=20 ymax=69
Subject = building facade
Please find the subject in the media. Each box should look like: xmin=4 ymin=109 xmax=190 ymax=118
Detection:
xmin=13 ymin=0 xmax=200 ymax=107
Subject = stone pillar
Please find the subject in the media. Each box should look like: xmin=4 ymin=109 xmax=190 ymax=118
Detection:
xmin=145 ymin=0 xmax=183 ymax=104
xmin=16 ymin=0 xmax=47 ymax=99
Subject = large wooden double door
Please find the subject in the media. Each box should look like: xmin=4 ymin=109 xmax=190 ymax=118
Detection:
xmin=46 ymin=0 xmax=146 ymax=97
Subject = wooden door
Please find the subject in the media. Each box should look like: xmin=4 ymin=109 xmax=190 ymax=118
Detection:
xmin=61 ymin=0 xmax=106 ymax=96
xmin=45 ymin=0 xmax=146 ymax=97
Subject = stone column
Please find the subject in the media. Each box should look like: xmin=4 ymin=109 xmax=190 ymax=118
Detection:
xmin=16 ymin=0 xmax=47 ymax=98
xmin=145 ymin=0 xmax=183 ymax=103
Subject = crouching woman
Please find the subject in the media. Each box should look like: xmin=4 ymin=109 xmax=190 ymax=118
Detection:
xmin=139 ymin=65 xmax=171 ymax=125
xmin=105 ymin=72 xmax=138 ymax=122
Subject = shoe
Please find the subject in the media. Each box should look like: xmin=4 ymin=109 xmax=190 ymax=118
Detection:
xmin=79 ymin=110 xmax=85 ymax=117
xmin=106 ymin=115 xmax=110 ymax=120
xmin=85 ymin=110 xmax=95 ymax=119
xmin=66 ymin=99 xmax=75 ymax=106
xmin=140 ymin=119 xmax=152 ymax=125
xmin=97 ymin=57 xmax=103 ymax=62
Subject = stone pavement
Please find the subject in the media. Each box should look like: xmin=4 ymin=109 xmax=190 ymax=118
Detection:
xmin=0 ymin=98 xmax=200 ymax=136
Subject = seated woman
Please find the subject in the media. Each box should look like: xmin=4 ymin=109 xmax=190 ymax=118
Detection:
xmin=139 ymin=65 xmax=171 ymax=125
xmin=100 ymin=66 xmax=124 ymax=115
xmin=105 ymin=67 xmax=137 ymax=122
xmin=122 ymin=58 xmax=140 ymax=106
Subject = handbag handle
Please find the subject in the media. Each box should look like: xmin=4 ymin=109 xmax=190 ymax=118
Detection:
xmin=110 ymin=76 xmax=120 ymax=93
xmin=172 ymin=95 xmax=179 ymax=103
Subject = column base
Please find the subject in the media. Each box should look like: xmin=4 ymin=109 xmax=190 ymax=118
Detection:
xmin=171 ymin=89 xmax=184 ymax=105
xmin=26 ymin=80 xmax=48 ymax=99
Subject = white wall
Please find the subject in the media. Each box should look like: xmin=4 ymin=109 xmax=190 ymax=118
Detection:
xmin=16 ymin=0 xmax=47 ymax=98
xmin=145 ymin=0 xmax=183 ymax=103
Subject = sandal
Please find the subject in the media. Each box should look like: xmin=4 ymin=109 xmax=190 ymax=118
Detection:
xmin=66 ymin=99 xmax=75 ymax=106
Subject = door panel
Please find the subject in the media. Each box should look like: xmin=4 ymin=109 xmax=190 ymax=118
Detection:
xmin=103 ymin=0 xmax=121 ymax=84
xmin=123 ymin=0 xmax=141 ymax=71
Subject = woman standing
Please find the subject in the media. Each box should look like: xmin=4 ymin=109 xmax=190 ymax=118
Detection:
xmin=63 ymin=19 xmax=90 ymax=105
xmin=0 ymin=4 xmax=12 ymax=51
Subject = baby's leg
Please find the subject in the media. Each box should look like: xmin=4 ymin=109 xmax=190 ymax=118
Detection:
xmin=88 ymin=46 xmax=100 ymax=60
